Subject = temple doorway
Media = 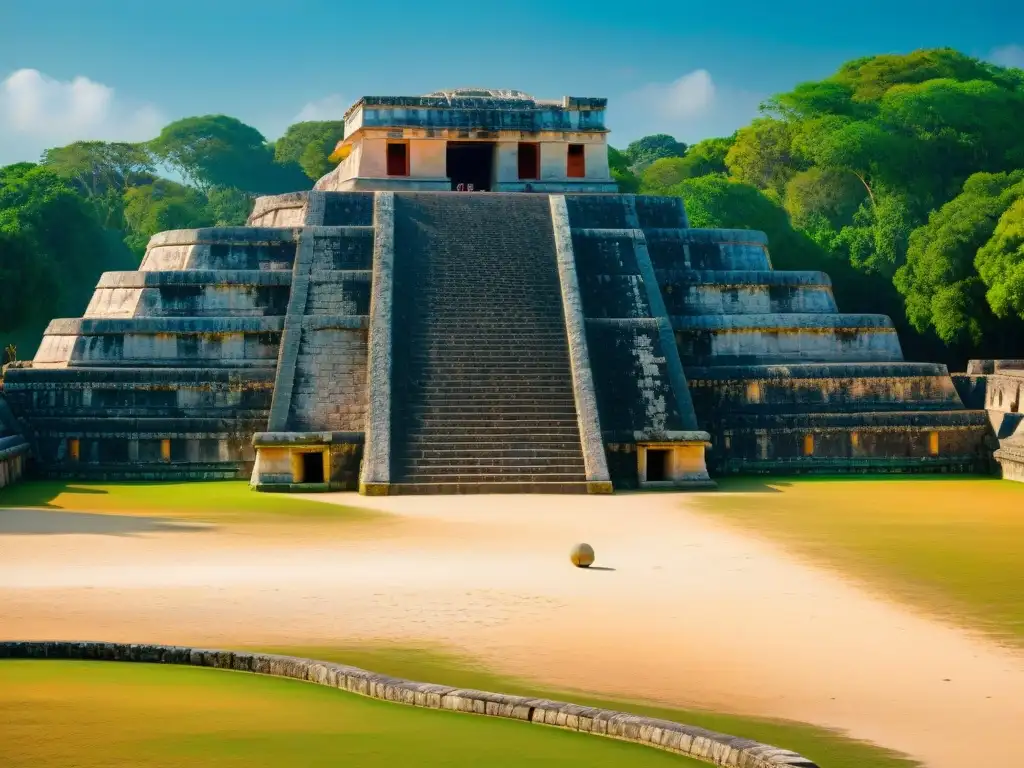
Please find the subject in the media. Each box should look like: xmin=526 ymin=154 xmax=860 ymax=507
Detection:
xmin=446 ymin=142 xmax=494 ymax=191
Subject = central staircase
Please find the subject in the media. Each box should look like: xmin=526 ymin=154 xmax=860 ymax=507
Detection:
xmin=389 ymin=193 xmax=588 ymax=493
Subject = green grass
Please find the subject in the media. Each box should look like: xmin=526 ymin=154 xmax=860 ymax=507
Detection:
xmin=0 ymin=660 xmax=703 ymax=767
xmin=694 ymin=475 xmax=1024 ymax=647
xmin=257 ymin=644 xmax=919 ymax=768
xmin=0 ymin=480 xmax=378 ymax=524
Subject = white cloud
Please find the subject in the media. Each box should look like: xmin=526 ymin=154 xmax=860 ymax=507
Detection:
xmin=990 ymin=45 xmax=1024 ymax=70
xmin=0 ymin=69 xmax=165 ymax=165
xmin=623 ymin=70 xmax=717 ymax=122
xmin=611 ymin=70 xmax=763 ymax=146
xmin=292 ymin=93 xmax=349 ymax=123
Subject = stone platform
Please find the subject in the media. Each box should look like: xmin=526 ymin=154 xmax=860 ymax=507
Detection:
xmin=2 ymin=192 xmax=989 ymax=492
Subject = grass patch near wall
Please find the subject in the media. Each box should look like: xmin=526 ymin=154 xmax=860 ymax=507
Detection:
xmin=693 ymin=475 xmax=1024 ymax=647
xmin=0 ymin=480 xmax=375 ymax=523
xmin=257 ymin=644 xmax=919 ymax=768
xmin=0 ymin=660 xmax=703 ymax=768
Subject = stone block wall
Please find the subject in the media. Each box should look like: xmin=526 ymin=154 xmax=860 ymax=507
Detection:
xmin=952 ymin=361 xmax=1024 ymax=480
xmin=0 ymin=393 xmax=29 ymax=488
xmin=86 ymin=271 xmax=292 ymax=318
xmin=287 ymin=325 xmax=369 ymax=433
xmin=564 ymin=195 xmax=711 ymax=489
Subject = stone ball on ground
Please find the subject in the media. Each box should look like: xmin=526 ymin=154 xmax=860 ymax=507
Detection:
xmin=570 ymin=543 xmax=595 ymax=568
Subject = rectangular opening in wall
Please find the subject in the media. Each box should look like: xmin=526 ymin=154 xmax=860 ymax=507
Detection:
xmin=803 ymin=434 xmax=815 ymax=456
xmin=928 ymin=431 xmax=940 ymax=456
xmin=68 ymin=438 xmax=80 ymax=462
xmin=646 ymin=449 xmax=669 ymax=482
xmin=446 ymin=141 xmax=494 ymax=191
xmin=301 ymin=451 xmax=325 ymax=484
xmin=386 ymin=142 xmax=408 ymax=176
xmin=518 ymin=142 xmax=539 ymax=180
xmin=567 ymin=144 xmax=586 ymax=178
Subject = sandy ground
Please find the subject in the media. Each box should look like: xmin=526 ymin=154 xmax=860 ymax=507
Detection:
xmin=2 ymin=491 xmax=1022 ymax=768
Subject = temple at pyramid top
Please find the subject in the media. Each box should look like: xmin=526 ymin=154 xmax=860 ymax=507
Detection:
xmin=316 ymin=88 xmax=617 ymax=193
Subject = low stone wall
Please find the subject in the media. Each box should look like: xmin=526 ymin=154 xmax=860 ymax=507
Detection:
xmin=0 ymin=641 xmax=817 ymax=767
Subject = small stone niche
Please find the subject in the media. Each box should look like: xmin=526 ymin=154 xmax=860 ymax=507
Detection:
xmin=646 ymin=449 xmax=669 ymax=481
xmin=298 ymin=451 xmax=326 ymax=484
xmin=637 ymin=440 xmax=715 ymax=489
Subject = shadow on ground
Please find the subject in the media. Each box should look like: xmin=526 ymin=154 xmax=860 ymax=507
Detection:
xmin=0 ymin=509 xmax=213 ymax=536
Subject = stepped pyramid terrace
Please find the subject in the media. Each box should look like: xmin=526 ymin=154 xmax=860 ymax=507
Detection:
xmin=0 ymin=88 xmax=993 ymax=494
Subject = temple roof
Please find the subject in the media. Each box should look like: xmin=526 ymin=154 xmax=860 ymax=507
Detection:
xmin=424 ymin=88 xmax=535 ymax=101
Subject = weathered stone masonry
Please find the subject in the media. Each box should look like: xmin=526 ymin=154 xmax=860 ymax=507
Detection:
xmin=3 ymin=191 xmax=989 ymax=491
xmin=0 ymin=394 xmax=29 ymax=488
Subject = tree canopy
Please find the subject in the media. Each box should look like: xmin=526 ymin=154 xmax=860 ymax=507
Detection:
xmin=623 ymin=134 xmax=687 ymax=173
xmin=274 ymin=121 xmax=346 ymax=181
xmin=149 ymin=115 xmax=308 ymax=194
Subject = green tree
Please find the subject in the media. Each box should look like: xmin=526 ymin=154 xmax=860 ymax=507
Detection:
xmin=123 ymin=179 xmax=213 ymax=256
xmin=894 ymin=170 xmax=1024 ymax=344
xmin=977 ymin=196 xmax=1024 ymax=320
xmin=640 ymin=157 xmax=691 ymax=193
xmin=725 ymin=118 xmax=801 ymax=198
xmin=783 ymin=167 xmax=864 ymax=231
xmin=672 ymin=174 xmax=829 ymax=271
xmin=608 ymin=146 xmax=640 ymax=193
xmin=149 ymin=115 xmax=308 ymax=194
xmin=833 ymin=48 xmax=1021 ymax=101
xmin=206 ymin=186 xmax=253 ymax=226
xmin=40 ymin=141 xmax=154 ymax=228
xmin=0 ymin=163 xmax=125 ymax=334
xmin=274 ymin=121 xmax=346 ymax=180
xmin=624 ymin=134 xmax=686 ymax=173
xmin=676 ymin=136 xmax=733 ymax=179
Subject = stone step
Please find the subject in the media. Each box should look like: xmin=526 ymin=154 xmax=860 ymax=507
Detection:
xmin=386 ymin=481 xmax=591 ymax=495
xmin=390 ymin=193 xmax=585 ymax=491
xmin=395 ymin=471 xmax=588 ymax=483
xmin=408 ymin=365 xmax=571 ymax=375
xmin=400 ymin=445 xmax=584 ymax=460
xmin=410 ymin=347 xmax=570 ymax=358
xmin=405 ymin=421 xmax=579 ymax=432
xmin=405 ymin=323 xmax=566 ymax=331
xmin=401 ymin=456 xmax=585 ymax=470
xmin=409 ymin=338 xmax=570 ymax=348
xmin=403 ymin=432 xmax=583 ymax=445
xmin=405 ymin=404 xmax=578 ymax=417
xmin=417 ymin=384 xmax=576 ymax=395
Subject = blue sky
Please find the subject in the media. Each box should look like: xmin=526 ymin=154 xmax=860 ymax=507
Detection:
xmin=0 ymin=0 xmax=1021 ymax=165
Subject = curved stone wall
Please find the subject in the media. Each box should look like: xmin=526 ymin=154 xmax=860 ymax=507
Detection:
xmin=0 ymin=641 xmax=818 ymax=768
